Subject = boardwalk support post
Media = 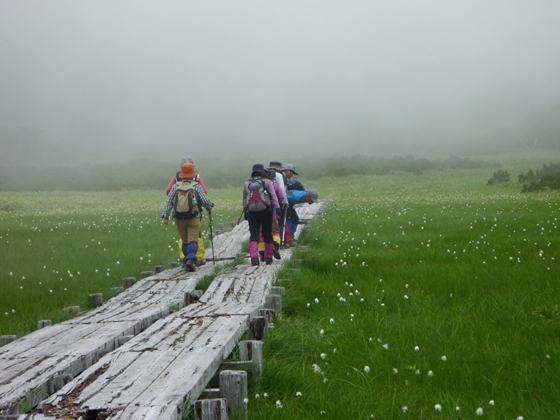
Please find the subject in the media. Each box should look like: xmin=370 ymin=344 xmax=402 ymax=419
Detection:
xmin=248 ymin=316 xmax=268 ymax=340
xmin=89 ymin=293 xmax=103 ymax=307
xmin=265 ymin=294 xmax=282 ymax=318
xmin=0 ymin=335 xmax=17 ymax=347
xmin=122 ymin=277 xmax=137 ymax=289
xmin=38 ymin=320 xmax=52 ymax=329
xmin=219 ymin=370 xmax=247 ymax=417
xmin=239 ymin=340 xmax=263 ymax=378
xmin=194 ymin=398 xmax=229 ymax=420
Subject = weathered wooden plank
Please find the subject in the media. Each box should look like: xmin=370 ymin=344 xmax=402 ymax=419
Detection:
xmin=37 ymin=314 xmax=249 ymax=420
xmin=9 ymin=201 xmax=330 ymax=418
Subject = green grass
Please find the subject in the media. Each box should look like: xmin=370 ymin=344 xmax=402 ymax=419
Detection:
xmin=240 ymin=159 xmax=560 ymax=419
xmin=2 ymin=151 xmax=560 ymax=419
xmin=0 ymin=190 xmax=241 ymax=336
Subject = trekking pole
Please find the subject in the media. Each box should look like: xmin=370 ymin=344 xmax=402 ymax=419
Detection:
xmin=236 ymin=208 xmax=245 ymax=225
xmin=208 ymin=210 xmax=216 ymax=265
xmin=281 ymin=204 xmax=288 ymax=246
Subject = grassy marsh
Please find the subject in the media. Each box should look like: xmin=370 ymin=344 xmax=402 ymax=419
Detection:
xmin=1 ymin=152 xmax=559 ymax=419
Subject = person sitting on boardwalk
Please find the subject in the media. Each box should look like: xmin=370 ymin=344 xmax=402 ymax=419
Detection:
xmin=285 ymin=189 xmax=319 ymax=246
xmin=243 ymin=164 xmax=280 ymax=266
xmin=165 ymin=156 xmax=208 ymax=266
xmin=162 ymin=162 xmax=214 ymax=272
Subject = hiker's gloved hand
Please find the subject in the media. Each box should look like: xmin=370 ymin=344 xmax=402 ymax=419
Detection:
xmin=276 ymin=207 xmax=282 ymax=218
xmin=162 ymin=218 xmax=169 ymax=225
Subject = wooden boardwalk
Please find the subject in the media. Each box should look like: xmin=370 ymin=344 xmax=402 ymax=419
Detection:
xmin=0 ymin=202 xmax=327 ymax=419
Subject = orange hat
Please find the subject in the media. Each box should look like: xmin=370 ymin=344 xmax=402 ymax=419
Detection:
xmin=179 ymin=162 xmax=197 ymax=179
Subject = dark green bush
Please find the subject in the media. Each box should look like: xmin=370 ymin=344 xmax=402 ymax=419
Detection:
xmin=519 ymin=163 xmax=560 ymax=192
xmin=487 ymin=169 xmax=510 ymax=185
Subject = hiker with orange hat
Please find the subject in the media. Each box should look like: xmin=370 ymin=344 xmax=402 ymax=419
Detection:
xmin=162 ymin=162 xmax=214 ymax=272
xmin=165 ymin=156 xmax=208 ymax=266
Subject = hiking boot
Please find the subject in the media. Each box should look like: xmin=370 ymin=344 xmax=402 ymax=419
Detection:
xmin=273 ymin=242 xmax=281 ymax=260
xmin=260 ymin=255 xmax=265 ymax=262
xmin=251 ymin=258 xmax=260 ymax=266
xmin=186 ymin=261 xmax=196 ymax=272
xmin=181 ymin=263 xmax=188 ymax=271
xmin=196 ymin=259 xmax=206 ymax=267
xmin=265 ymin=258 xmax=273 ymax=265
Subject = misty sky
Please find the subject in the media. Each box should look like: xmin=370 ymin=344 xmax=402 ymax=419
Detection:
xmin=1 ymin=1 xmax=559 ymax=165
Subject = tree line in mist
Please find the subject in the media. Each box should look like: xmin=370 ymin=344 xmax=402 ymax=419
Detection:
xmin=0 ymin=155 xmax=497 ymax=192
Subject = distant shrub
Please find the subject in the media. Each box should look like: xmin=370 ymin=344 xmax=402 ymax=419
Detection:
xmin=519 ymin=163 xmax=560 ymax=192
xmin=487 ymin=169 xmax=510 ymax=185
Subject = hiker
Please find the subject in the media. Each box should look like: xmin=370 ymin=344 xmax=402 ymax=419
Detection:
xmin=258 ymin=168 xmax=285 ymax=260
xmin=165 ymin=156 xmax=208 ymax=266
xmin=162 ymin=162 xmax=214 ymax=272
xmin=283 ymin=163 xmax=305 ymax=239
xmin=268 ymin=161 xmax=289 ymax=245
xmin=285 ymin=189 xmax=319 ymax=247
xmin=243 ymin=164 xmax=280 ymax=266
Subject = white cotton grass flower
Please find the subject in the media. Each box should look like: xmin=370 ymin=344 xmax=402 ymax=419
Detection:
xmin=414 ymin=346 xmax=420 ymax=351
xmin=263 ymin=392 xmax=268 ymax=398
xmin=434 ymin=404 xmax=442 ymax=412
xmin=488 ymin=400 xmax=494 ymax=406
xmin=456 ymin=406 xmax=460 ymax=412
xmin=364 ymin=366 xmax=370 ymax=373
xmin=275 ymin=400 xmax=283 ymax=409
xmin=320 ymin=329 xmax=324 ymax=335
xmin=516 ymin=417 xmax=524 ymax=420
xmin=382 ymin=343 xmax=389 ymax=350
xmin=330 ymin=318 xmax=334 ymax=324
xmin=392 ymin=368 xmax=398 ymax=374
xmin=441 ymin=355 xmax=447 ymax=361
xmin=295 ymin=391 xmax=302 ymax=397
xmin=428 ymin=370 xmax=434 ymax=377
xmin=476 ymin=407 xmax=484 ymax=416
xmin=402 ymin=406 xmax=408 ymax=413
xmin=255 ymin=394 xmax=260 ymax=399
xmin=243 ymin=398 xmax=249 ymax=405
xmin=320 ymin=353 xmax=327 ymax=360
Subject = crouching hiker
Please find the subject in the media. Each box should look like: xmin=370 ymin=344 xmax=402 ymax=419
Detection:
xmin=162 ymin=162 xmax=214 ymax=272
xmin=243 ymin=164 xmax=280 ymax=266
xmin=285 ymin=189 xmax=319 ymax=247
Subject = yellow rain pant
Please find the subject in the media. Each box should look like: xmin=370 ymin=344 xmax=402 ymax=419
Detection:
xmin=179 ymin=236 xmax=205 ymax=262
